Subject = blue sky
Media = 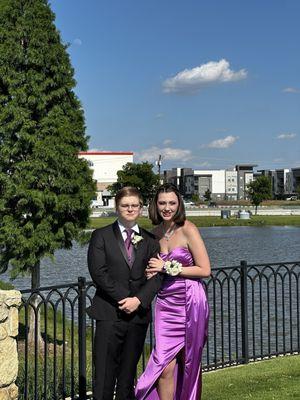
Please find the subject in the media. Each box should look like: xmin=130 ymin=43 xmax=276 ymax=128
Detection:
xmin=50 ymin=0 xmax=300 ymax=171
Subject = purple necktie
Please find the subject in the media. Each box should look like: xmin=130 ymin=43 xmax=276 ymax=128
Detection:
xmin=124 ymin=228 xmax=134 ymax=261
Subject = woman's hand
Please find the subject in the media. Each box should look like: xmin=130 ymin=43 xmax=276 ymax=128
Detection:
xmin=147 ymin=254 xmax=165 ymax=273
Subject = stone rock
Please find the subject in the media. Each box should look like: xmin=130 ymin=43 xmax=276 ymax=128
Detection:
xmin=0 ymin=325 xmax=7 ymax=340
xmin=7 ymin=383 xmax=18 ymax=400
xmin=0 ymin=305 xmax=8 ymax=323
xmin=0 ymin=383 xmax=18 ymax=400
xmin=3 ymin=291 xmax=22 ymax=308
xmin=6 ymin=308 xmax=18 ymax=338
xmin=0 ymin=387 xmax=9 ymax=400
xmin=0 ymin=338 xmax=18 ymax=387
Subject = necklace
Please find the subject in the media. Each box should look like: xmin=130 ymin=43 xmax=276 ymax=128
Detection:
xmin=162 ymin=224 xmax=177 ymax=241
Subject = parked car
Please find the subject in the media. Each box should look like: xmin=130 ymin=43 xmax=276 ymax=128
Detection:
xmin=91 ymin=200 xmax=102 ymax=208
xmin=184 ymin=201 xmax=195 ymax=207
xmin=286 ymin=196 xmax=298 ymax=201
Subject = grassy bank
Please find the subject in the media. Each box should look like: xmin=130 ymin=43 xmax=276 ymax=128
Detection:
xmin=17 ymin=306 xmax=94 ymax=399
xmin=202 ymin=355 xmax=300 ymax=400
xmin=89 ymin=215 xmax=300 ymax=230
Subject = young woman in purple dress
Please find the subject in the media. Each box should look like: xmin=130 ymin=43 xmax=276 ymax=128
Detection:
xmin=135 ymin=183 xmax=211 ymax=400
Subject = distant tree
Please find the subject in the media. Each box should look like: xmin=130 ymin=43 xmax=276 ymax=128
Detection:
xmin=296 ymin=185 xmax=300 ymax=199
xmin=247 ymin=176 xmax=272 ymax=214
xmin=204 ymin=189 xmax=212 ymax=202
xmin=108 ymin=162 xmax=160 ymax=204
xmin=191 ymin=193 xmax=200 ymax=204
xmin=0 ymin=0 xmax=95 ymax=343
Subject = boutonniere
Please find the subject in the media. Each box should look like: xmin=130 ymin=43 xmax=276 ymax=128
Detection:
xmin=131 ymin=234 xmax=143 ymax=248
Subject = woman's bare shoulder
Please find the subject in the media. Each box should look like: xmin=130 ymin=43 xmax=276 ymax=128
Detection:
xmin=182 ymin=219 xmax=198 ymax=233
xmin=181 ymin=220 xmax=202 ymax=243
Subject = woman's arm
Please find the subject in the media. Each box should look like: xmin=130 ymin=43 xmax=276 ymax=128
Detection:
xmin=178 ymin=221 xmax=211 ymax=278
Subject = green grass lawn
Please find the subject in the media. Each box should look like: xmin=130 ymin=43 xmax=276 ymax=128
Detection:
xmin=89 ymin=215 xmax=300 ymax=230
xmin=202 ymin=355 xmax=300 ymax=400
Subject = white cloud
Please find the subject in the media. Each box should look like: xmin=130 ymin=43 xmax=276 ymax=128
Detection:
xmin=155 ymin=113 xmax=165 ymax=119
xmin=195 ymin=161 xmax=212 ymax=168
xmin=202 ymin=135 xmax=239 ymax=149
xmin=277 ymin=133 xmax=297 ymax=140
xmin=73 ymin=38 xmax=82 ymax=46
xmin=137 ymin=146 xmax=193 ymax=162
xmin=163 ymin=139 xmax=172 ymax=145
xmin=162 ymin=59 xmax=247 ymax=94
xmin=282 ymin=87 xmax=300 ymax=93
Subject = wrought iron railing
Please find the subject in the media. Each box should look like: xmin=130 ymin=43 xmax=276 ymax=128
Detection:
xmin=17 ymin=260 xmax=300 ymax=399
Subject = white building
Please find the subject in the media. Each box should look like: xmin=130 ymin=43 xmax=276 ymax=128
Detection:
xmin=163 ymin=165 xmax=258 ymax=201
xmin=225 ymin=170 xmax=238 ymax=200
xmin=78 ymin=151 xmax=133 ymax=206
xmin=194 ymin=170 xmax=226 ymax=200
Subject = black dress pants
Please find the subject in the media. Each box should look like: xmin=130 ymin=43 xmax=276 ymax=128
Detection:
xmin=93 ymin=320 xmax=148 ymax=400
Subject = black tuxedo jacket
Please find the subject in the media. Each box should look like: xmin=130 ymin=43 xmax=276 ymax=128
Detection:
xmin=87 ymin=221 xmax=163 ymax=324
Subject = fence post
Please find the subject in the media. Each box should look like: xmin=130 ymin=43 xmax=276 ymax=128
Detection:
xmin=78 ymin=276 xmax=87 ymax=399
xmin=240 ymin=260 xmax=249 ymax=364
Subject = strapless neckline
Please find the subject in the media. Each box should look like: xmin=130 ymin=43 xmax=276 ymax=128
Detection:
xmin=160 ymin=246 xmax=189 ymax=255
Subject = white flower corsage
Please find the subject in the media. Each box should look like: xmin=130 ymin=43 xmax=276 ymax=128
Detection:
xmin=163 ymin=260 xmax=183 ymax=276
xmin=131 ymin=234 xmax=143 ymax=248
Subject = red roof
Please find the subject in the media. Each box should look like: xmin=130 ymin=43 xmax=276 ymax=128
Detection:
xmin=79 ymin=151 xmax=133 ymax=156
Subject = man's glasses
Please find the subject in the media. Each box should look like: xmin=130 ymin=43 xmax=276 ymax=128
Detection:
xmin=119 ymin=204 xmax=141 ymax=210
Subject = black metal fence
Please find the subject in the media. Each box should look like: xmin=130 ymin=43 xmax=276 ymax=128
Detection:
xmin=17 ymin=260 xmax=300 ymax=399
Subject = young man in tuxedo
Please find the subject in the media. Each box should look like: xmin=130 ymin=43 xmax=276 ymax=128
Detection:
xmin=87 ymin=186 xmax=163 ymax=400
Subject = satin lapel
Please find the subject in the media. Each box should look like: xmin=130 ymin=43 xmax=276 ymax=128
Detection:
xmin=112 ymin=221 xmax=131 ymax=268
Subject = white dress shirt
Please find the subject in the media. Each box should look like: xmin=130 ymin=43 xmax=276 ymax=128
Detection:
xmin=117 ymin=221 xmax=140 ymax=242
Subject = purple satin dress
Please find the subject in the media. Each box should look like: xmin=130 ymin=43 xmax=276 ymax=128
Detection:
xmin=135 ymin=247 xmax=209 ymax=400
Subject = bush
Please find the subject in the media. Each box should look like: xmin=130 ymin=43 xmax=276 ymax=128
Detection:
xmin=0 ymin=280 xmax=15 ymax=290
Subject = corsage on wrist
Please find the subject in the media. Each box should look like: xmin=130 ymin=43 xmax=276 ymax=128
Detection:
xmin=163 ymin=260 xmax=183 ymax=276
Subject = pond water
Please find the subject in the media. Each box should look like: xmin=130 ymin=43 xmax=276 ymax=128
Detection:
xmin=2 ymin=226 xmax=300 ymax=290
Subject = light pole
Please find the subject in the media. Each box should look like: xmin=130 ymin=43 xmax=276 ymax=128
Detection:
xmin=156 ymin=155 xmax=163 ymax=182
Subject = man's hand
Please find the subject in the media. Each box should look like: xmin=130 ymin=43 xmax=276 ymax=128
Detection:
xmin=145 ymin=268 xmax=158 ymax=280
xmin=118 ymin=297 xmax=141 ymax=314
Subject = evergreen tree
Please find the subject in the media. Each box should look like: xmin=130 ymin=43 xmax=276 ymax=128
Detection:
xmin=0 ymin=0 xmax=95 ymax=287
xmin=204 ymin=188 xmax=212 ymax=202
xmin=247 ymin=176 xmax=272 ymax=214
xmin=191 ymin=193 xmax=200 ymax=204
xmin=108 ymin=162 xmax=160 ymax=204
